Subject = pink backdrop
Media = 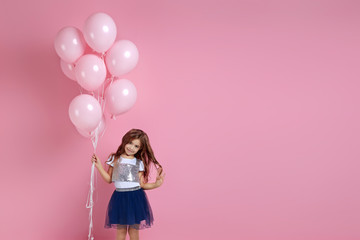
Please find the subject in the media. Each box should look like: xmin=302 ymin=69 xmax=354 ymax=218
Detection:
xmin=1 ymin=0 xmax=360 ymax=239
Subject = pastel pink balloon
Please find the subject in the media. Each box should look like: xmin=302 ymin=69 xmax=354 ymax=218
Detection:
xmin=76 ymin=127 xmax=92 ymax=138
xmin=105 ymin=40 xmax=139 ymax=76
xmin=54 ymin=27 xmax=86 ymax=63
xmin=75 ymin=54 xmax=107 ymax=91
xmin=105 ymin=79 xmax=137 ymax=118
xmin=68 ymin=94 xmax=102 ymax=133
xmin=83 ymin=12 xmax=117 ymax=53
xmin=60 ymin=59 xmax=76 ymax=81
xmin=76 ymin=115 xmax=106 ymax=138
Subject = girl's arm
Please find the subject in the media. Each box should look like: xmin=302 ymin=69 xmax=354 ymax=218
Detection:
xmin=92 ymin=154 xmax=113 ymax=184
xmin=138 ymin=169 xmax=165 ymax=190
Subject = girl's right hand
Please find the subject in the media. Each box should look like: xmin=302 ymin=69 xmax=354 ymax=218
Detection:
xmin=155 ymin=167 xmax=165 ymax=187
xmin=91 ymin=154 xmax=102 ymax=169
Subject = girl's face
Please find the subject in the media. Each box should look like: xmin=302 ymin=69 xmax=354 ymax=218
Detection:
xmin=124 ymin=139 xmax=141 ymax=156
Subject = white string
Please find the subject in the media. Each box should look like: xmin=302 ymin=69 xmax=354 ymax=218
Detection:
xmin=102 ymin=79 xmax=105 ymax=98
xmin=102 ymin=98 xmax=107 ymax=115
xmin=86 ymin=127 xmax=99 ymax=240
xmin=86 ymin=162 xmax=95 ymax=240
xmin=100 ymin=79 xmax=106 ymax=111
xmin=97 ymin=88 xmax=100 ymax=103
xmin=91 ymin=127 xmax=99 ymax=152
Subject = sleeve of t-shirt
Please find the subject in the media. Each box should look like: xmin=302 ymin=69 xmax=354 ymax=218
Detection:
xmin=139 ymin=160 xmax=144 ymax=171
xmin=106 ymin=155 xmax=115 ymax=167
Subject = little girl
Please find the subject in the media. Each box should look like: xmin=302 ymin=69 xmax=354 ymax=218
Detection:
xmin=91 ymin=129 xmax=165 ymax=240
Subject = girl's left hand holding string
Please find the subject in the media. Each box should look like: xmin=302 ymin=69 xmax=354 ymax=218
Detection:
xmin=155 ymin=167 xmax=166 ymax=187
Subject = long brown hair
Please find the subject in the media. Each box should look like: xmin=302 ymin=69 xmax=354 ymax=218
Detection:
xmin=107 ymin=129 xmax=163 ymax=183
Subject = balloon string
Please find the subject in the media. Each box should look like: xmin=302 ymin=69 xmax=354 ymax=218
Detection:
xmin=97 ymin=88 xmax=99 ymax=103
xmin=86 ymin=128 xmax=99 ymax=240
xmin=108 ymin=77 xmax=115 ymax=118
xmin=101 ymin=79 xmax=105 ymax=100
xmin=91 ymin=127 xmax=99 ymax=152
xmin=102 ymin=98 xmax=107 ymax=115
xmin=86 ymin=162 xmax=95 ymax=240
xmin=100 ymin=78 xmax=108 ymax=113
xmin=100 ymin=52 xmax=106 ymax=60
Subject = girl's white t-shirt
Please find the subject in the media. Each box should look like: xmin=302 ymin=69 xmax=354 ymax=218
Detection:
xmin=106 ymin=155 xmax=144 ymax=188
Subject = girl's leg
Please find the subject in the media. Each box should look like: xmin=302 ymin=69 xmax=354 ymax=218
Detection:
xmin=116 ymin=227 xmax=127 ymax=240
xmin=128 ymin=227 xmax=139 ymax=240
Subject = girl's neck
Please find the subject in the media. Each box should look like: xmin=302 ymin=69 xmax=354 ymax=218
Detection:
xmin=121 ymin=153 xmax=135 ymax=159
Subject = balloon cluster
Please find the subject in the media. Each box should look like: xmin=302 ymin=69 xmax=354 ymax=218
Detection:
xmin=55 ymin=12 xmax=139 ymax=143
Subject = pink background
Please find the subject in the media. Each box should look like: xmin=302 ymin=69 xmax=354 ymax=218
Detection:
xmin=1 ymin=0 xmax=360 ymax=239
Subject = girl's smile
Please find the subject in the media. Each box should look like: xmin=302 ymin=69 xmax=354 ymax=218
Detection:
xmin=126 ymin=147 xmax=135 ymax=153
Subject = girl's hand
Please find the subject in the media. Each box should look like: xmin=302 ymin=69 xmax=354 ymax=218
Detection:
xmin=155 ymin=167 xmax=165 ymax=187
xmin=91 ymin=154 xmax=102 ymax=169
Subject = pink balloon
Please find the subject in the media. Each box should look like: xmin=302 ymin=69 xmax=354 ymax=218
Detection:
xmin=54 ymin=27 xmax=86 ymax=63
xmin=68 ymin=94 xmax=102 ymax=133
xmin=75 ymin=54 xmax=107 ymax=91
xmin=60 ymin=59 xmax=76 ymax=81
xmin=105 ymin=79 xmax=137 ymax=118
xmin=83 ymin=12 xmax=117 ymax=53
xmin=76 ymin=127 xmax=92 ymax=138
xmin=76 ymin=115 xmax=106 ymax=138
xmin=105 ymin=40 xmax=139 ymax=76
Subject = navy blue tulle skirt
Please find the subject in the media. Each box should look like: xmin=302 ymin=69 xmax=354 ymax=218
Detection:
xmin=105 ymin=187 xmax=154 ymax=230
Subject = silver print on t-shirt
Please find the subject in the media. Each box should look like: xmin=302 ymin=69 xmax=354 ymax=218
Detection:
xmin=112 ymin=157 xmax=141 ymax=183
